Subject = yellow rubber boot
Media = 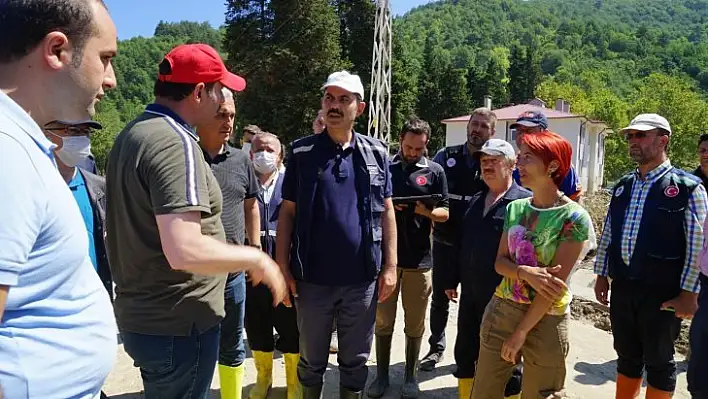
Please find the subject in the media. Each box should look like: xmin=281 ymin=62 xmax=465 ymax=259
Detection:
xmin=218 ymin=363 xmax=245 ymax=399
xmin=248 ymin=351 xmax=273 ymax=399
xmin=458 ymin=378 xmax=473 ymax=399
xmin=505 ymin=394 xmax=521 ymax=399
xmin=284 ymin=353 xmax=303 ymax=399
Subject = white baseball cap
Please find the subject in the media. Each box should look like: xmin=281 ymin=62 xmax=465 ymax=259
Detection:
xmin=620 ymin=113 xmax=672 ymax=136
xmin=475 ymin=139 xmax=516 ymax=159
xmin=321 ymin=71 xmax=365 ymax=98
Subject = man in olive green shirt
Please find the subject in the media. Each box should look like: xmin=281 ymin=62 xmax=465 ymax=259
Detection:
xmin=105 ymin=43 xmax=287 ymax=398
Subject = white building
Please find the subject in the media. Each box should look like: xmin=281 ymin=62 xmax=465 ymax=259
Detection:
xmin=441 ymin=99 xmax=612 ymax=193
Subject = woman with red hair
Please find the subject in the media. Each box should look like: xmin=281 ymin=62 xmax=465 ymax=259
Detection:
xmin=471 ymin=132 xmax=592 ymax=399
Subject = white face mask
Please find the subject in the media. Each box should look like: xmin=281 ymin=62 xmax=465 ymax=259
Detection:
xmin=242 ymin=142 xmax=252 ymax=153
xmin=253 ymin=150 xmax=278 ymax=174
xmin=48 ymin=132 xmax=92 ymax=168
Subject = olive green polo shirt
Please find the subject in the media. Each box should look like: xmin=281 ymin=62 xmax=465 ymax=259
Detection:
xmin=105 ymin=105 xmax=226 ymax=336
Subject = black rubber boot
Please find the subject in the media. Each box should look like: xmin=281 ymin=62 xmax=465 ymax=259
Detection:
xmin=401 ymin=335 xmax=423 ymax=398
xmin=366 ymin=335 xmax=392 ymax=398
xmin=339 ymin=386 xmax=363 ymax=398
xmin=302 ymin=383 xmax=323 ymax=399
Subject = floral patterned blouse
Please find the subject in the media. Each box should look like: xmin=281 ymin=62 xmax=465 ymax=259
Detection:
xmin=494 ymin=197 xmax=591 ymax=315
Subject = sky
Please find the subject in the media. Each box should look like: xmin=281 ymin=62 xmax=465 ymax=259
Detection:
xmin=105 ymin=0 xmax=435 ymax=40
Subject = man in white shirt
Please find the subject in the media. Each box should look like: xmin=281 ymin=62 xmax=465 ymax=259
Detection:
xmin=0 ymin=1 xmax=119 ymax=397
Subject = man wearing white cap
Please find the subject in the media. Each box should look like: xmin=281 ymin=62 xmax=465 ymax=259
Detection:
xmin=276 ymin=71 xmax=398 ymax=398
xmin=443 ymin=138 xmax=530 ymax=398
xmin=594 ymin=114 xmax=708 ymax=398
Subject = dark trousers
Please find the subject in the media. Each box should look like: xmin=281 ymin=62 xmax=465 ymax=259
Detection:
xmin=688 ymin=275 xmax=708 ymax=398
xmin=220 ymin=274 xmax=246 ymax=366
xmin=295 ymin=280 xmax=378 ymax=392
xmin=429 ymin=241 xmax=454 ymax=352
xmin=610 ymin=279 xmax=681 ymax=392
xmin=121 ymin=324 xmax=220 ymax=399
xmin=245 ymin=283 xmax=299 ymax=353
xmin=455 ymin=285 xmax=522 ymax=395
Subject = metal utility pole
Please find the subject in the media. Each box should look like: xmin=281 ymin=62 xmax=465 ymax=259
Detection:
xmin=367 ymin=0 xmax=392 ymax=144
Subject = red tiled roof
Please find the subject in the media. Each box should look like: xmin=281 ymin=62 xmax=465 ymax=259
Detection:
xmin=441 ymin=103 xmax=578 ymax=123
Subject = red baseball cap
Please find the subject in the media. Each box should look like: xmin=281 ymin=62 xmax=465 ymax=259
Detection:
xmin=158 ymin=44 xmax=246 ymax=92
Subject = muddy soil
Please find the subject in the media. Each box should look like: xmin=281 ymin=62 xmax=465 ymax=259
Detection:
xmin=570 ymin=297 xmax=691 ymax=355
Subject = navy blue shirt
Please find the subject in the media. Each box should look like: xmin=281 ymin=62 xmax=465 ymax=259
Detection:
xmin=283 ymin=133 xmax=392 ymax=285
xmin=390 ymin=155 xmax=448 ymax=269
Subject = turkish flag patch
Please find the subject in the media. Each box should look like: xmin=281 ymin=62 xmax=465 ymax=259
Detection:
xmin=416 ymin=176 xmax=427 ymax=186
xmin=664 ymin=185 xmax=679 ymax=198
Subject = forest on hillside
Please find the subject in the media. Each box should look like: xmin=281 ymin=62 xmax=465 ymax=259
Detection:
xmin=93 ymin=0 xmax=708 ymax=183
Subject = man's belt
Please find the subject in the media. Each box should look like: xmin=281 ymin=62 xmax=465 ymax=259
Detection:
xmin=448 ymin=193 xmax=473 ymax=201
xmin=260 ymin=230 xmax=277 ymax=237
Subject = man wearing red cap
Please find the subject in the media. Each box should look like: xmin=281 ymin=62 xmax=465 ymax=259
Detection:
xmin=105 ymin=43 xmax=287 ymax=398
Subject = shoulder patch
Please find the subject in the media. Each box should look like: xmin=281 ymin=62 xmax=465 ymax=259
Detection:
xmin=293 ymin=145 xmax=314 ymax=154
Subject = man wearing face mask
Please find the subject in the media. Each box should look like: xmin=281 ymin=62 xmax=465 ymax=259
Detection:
xmin=44 ymin=119 xmax=113 ymax=299
xmin=367 ymin=117 xmax=448 ymax=399
xmin=195 ymin=88 xmax=261 ymax=398
xmin=244 ymin=132 xmax=302 ymax=399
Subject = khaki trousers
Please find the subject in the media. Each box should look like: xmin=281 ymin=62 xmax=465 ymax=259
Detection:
xmin=471 ymin=296 xmax=569 ymax=399
xmin=375 ymin=268 xmax=433 ymax=338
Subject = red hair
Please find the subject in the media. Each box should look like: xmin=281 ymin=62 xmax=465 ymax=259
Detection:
xmin=519 ymin=131 xmax=572 ymax=188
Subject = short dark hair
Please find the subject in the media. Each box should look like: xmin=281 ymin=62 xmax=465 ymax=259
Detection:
xmin=153 ymin=59 xmax=216 ymax=101
xmin=400 ymin=116 xmax=431 ymax=141
xmin=0 ymin=0 xmax=105 ymax=64
xmin=699 ymin=134 xmax=708 ymax=147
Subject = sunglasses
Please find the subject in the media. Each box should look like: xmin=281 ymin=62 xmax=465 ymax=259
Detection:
xmin=624 ymin=131 xmax=664 ymax=141
xmin=45 ymin=126 xmax=91 ymax=136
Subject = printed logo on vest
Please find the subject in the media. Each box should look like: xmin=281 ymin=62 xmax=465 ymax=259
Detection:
xmin=664 ymin=185 xmax=679 ymax=198
xmin=446 ymin=158 xmax=456 ymax=167
xmin=416 ymin=176 xmax=427 ymax=186
xmin=614 ymin=186 xmax=624 ymax=197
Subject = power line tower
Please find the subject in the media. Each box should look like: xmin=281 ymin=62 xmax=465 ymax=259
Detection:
xmin=367 ymin=0 xmax=392 ymax=144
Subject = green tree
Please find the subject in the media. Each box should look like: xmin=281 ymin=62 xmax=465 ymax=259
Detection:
xmin=416 ymin=22 xmax=470 ymax=150
xmin=508 ymin=43 xmax=527 ymax=103
xmin=225 ymin=0 xmax=347 ymax=143
xmin=332 ymin=0 xmax=376 ymax=133
xmin=91 ymin=99 xmax=123 ymax=173
xmin=154 ymin=21 xmax=224 ymax=50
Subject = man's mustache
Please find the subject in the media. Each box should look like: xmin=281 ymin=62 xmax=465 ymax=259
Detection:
xmin=328 ymin=109 xmax=343 ymax=117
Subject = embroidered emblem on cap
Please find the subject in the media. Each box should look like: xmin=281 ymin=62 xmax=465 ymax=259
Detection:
xmin=447 ymin=158 xmax=456 ymax=167
xmin=664 ymin=185 xmax=679 ymax=198
xmin=614 ymin=186 xmax=624 ymax=197
xmin=416 ymin=176 xmax=427 ymax=186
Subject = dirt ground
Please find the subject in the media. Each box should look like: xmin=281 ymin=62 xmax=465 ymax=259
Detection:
xmin=102 ymin=289 xmax=691 ymax=398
